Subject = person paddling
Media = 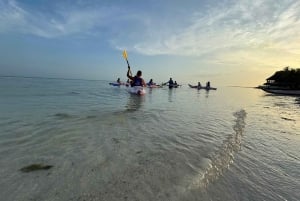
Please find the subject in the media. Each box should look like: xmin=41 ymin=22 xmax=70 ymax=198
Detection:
xmin=165 ymin=78 xmax=174 ymax=88
xmin=198 ymin=82 xmax=202 ymax=89
xmin=206 ymin=81 xmax=210 ymax=88
xmin=148 ymin=79 xmax=154 ymax=86
xmin=174 ymin=81 xmax=178 ymax=88
xmin=127 ymin=66 xmax=146 ymax=87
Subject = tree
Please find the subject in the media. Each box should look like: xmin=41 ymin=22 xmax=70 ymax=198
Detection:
xmin=265 ymin=67 xmax=300 ymax=89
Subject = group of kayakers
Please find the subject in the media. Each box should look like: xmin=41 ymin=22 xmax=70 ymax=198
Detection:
xmin=120 ymin=50 xmax=214 ymax=89
xmin=116 ymin=67 xmax=181 ymax=88
xmin=197 ymin=81 xmax=210 ymax=88
xmin=116 ymin=66 xmax=211 ymax=90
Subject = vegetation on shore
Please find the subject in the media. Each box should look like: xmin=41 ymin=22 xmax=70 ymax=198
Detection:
xmin=264 ymin=67 xmax=300 ymax=89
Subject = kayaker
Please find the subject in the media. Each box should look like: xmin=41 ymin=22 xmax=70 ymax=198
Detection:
xmin=148 ymin=79 xmax=154 ymax=86
xmin=206 ymin=81 xmax=210 ymax=88
xmin=165 ymin=78 xmax=174 ymax=88
xmin=198 ymin=82 xmax=202 ymax=89
xmin=174 ymin=81 xmax=178 ymax=88
xmin=117 ymin=78 xmax=121 ymax=83
xmin=127 ymin=67 xmax=146 ymax=87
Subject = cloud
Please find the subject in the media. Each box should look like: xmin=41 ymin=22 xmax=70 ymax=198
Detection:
xmin=267 ymin=1 xmax=300 ymax=53
xmin=0 ymin=0 xmax=122 ymax=38
xmin=1 ymin=0 xmax=300 ymax=62
xmin=131 ymin=0 xmax=300 ymax=59
xmin=0 ymin=0 xmax=27 ymax=32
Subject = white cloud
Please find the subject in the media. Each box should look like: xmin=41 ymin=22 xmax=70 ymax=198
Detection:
xmin=132 ymin=0 xmax=300 ymax=60
xmin=0 ymin=0 xmax=28 ymax=32
xmin=1 ymin=0 xmax=300 ymax=62
xmin=0 ymin=0 xmax=120 ymax=38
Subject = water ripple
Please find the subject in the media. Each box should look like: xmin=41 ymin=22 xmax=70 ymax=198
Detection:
xmin=189 ymin=109 xmax=247 ymax=189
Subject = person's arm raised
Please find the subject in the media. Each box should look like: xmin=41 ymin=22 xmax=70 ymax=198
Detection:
xmin=127 ymin=68 xmax=133 ymax=80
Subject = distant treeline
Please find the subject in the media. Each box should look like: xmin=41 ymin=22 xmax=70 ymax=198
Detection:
xmin=266 ymin=67 xmax=300 ymax=89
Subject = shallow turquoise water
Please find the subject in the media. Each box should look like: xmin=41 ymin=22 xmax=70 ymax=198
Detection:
xmin=0 ymin=76 xmax=299 ymax=201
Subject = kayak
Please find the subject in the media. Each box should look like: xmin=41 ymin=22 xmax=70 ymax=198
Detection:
xmin=109 ymin=82 xmax=128 ymax=86
xmin=188 ymin=84 xmax=197 ymax=88
xmin=188 ymin=84 xmax=217 ymax=90
xmin=127 ymin=86 xmax=146 ymax=95
xmin=109 ymin=82 xmax=121 ymax=86
xmin=168 ymin=84 xmax=181 ymax=88
xmin=147 ymin=84 xmax=162 ymax=88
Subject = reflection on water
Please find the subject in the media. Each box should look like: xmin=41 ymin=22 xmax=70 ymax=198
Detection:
xmin=189 ymin=109 xmax=247 ymax=189
xmin=125 ymin=95 xmax=145 ymax=112
xmin=204 ymin=89 xmax=210 ymax=98
xmin=168 ymin=88 xmax=173 ymax=102
xmin=194 ymin=88 xmax=210 ymax=98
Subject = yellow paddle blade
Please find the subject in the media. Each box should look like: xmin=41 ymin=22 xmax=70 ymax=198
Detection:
xmin=122 ymin=50 xmax=128 ymax=59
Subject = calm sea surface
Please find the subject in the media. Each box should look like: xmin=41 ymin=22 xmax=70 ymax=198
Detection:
xmin=0 ymin=76 xmax=299 ymax=201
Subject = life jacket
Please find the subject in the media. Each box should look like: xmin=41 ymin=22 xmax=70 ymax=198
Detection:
xmin=131 ymin=76 xmax=143 ymax=86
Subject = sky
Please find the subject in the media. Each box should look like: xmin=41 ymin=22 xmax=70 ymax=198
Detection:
xmin=1 ymin=0 xmax=300 ymax=86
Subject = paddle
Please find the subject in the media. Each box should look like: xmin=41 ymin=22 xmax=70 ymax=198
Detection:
xmin=123 ymin=50 xmax=132 ymax=76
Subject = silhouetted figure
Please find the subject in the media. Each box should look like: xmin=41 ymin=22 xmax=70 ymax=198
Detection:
xmin=198 ymin=82 xmax=202 ymax=89
xmin=206 ymin=81 xmax=210 ymax=88
xmin=167 ymin=78 xmax=174 ymax=89
xmin=148 ymin=79 xmax=154 ymax=86
xmin=174 ymin=81 xmax=178 ymax=88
